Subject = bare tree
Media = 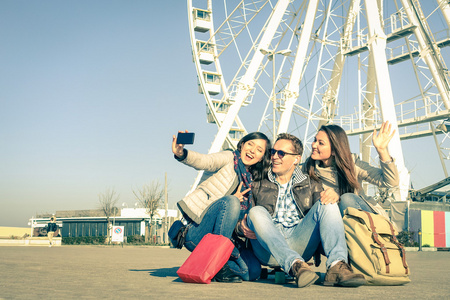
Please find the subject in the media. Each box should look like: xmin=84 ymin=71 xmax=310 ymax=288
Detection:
xmin=133 ymin=181 xmax=164 ymax=243
xmin=98 ymin=188 xmax=119 ymax=243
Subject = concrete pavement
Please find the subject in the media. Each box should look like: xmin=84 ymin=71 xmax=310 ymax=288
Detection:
xmin=0 ymin=245 xmax=448 ymax=299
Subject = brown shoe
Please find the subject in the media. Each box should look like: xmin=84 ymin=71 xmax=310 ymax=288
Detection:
xmin=291 ymin=260 xmax=319 ymax=288
xmin=323 ymin=261 xmax=366 ymax=287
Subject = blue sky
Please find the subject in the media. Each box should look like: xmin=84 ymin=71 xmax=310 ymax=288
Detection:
xmin=0 ymin=1 xmax=449 ymax=227
xmin=0 ymin=1 xmax=219 ymax=226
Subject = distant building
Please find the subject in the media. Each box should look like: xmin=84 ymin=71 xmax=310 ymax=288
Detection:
xmin=30 ymin=208 xmax=179 ymax=243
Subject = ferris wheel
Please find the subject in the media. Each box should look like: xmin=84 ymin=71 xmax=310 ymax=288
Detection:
xmin=187 ymin=0 xmax=450 ymax=200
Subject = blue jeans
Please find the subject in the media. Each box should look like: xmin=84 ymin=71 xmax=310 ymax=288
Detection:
xmin=228 ymin=247 xmax=261 ymax=281
xmin=183 ymin=195 xmax=259 ymax=281
xmin=338 ymin=193 xmax=372 ymax=216
xmin=247 ymin=202 xmax=348 ymax=274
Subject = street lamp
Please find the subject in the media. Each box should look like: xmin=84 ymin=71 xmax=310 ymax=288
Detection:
xmin=260 ymin=48 xmax=292 ymax=140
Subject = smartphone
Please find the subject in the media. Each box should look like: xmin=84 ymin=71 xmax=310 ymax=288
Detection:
xmin=176 ymin=132 xmax=195 ymax=145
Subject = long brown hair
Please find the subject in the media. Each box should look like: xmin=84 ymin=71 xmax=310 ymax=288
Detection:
xmin=305 ymin=124 xmax=360 ymax=194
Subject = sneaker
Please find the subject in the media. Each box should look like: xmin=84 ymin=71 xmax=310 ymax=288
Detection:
xmin=213 ymin=264 xmax=242 ymax=283
xmin=291 ymin=260 xmax=319 ymax=288
xmin=323 ymin=261 xmax=366 ymax=287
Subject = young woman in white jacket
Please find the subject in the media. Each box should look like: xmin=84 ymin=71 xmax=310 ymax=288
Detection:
xmin=172 ymin=131 xmax=271 ymax=282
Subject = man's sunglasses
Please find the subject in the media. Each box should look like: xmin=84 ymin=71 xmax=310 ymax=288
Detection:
xmin=270 ymin=149 xmax=298 ymax=159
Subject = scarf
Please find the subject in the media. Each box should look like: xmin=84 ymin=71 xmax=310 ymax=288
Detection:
xmin=233 ymin=150 xmax=253 ymax=216
xmin=314 ymin=161 xmax=339 ymax=188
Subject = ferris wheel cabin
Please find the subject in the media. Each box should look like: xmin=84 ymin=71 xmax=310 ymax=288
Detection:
xmin=228 ymin=128 xmax=244 ymax=142
xmin=199 ymin=71 xmax=221 ymax=95
xmin=196 ymin=41 xmax=214 ymax=65
xmin=206 ymin=101 xmax=228 ymax=124
xmin=192 ymin=8 xmax=211 ymax=33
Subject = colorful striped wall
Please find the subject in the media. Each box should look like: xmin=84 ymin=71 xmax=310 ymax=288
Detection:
xmin=409 ymin=209 xmax=449 ymax=247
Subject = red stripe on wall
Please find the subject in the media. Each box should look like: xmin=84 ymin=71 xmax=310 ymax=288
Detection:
xmin=434 ymin=211 xmax=446 ymax=248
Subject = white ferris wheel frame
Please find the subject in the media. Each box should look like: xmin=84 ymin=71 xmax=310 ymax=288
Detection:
xmin=187 ymin=0 xmax=450 ymax=201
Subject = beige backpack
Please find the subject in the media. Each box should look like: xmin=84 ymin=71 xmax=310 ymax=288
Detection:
xmin=343 ymin=207 xmax=411 ymax=285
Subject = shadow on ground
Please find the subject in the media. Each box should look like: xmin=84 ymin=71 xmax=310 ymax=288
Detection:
xmin=130 ymin=266 xmax=180 ymax=279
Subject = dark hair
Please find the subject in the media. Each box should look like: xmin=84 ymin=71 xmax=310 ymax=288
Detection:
xmin=237 ymin=132 xmax=272 ymax=181
xmin=305 ymin=124 xmax=360 ymax=194
xmin=275 ymin=133 xmax=303 ymax=155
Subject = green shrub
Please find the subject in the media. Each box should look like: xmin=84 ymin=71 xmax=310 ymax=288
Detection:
xmin=62 ymin=236 xmax=106 ymax=245
xmin=396 ymin=231 xmax=419 ymax=247
xmin=126 ymin=235 xmax=145 ymax=244
xmin=61 ymin=235 xmax=169 ymax=246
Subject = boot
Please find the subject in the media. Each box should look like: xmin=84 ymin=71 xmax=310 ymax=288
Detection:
xmin=291 ymin=260 xmax=319 ymax=288
xmin=213 ymin=263 xmax=242 ymax=283
xmin=323 ymin=261 xmax=366 ymax=287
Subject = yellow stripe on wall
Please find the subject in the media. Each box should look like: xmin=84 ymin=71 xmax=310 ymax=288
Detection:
xmin=421 ymin=210 xmax=434 ymax=247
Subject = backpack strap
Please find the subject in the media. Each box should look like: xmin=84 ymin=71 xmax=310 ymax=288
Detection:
xmin=361 ymin=210 xmax=391 ymax=274
xmin=388 ymin=220 xmax=409 ymax=275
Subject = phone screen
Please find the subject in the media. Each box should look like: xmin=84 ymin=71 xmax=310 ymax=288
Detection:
xmin=176 ymin=132 xmax=195 ymax=145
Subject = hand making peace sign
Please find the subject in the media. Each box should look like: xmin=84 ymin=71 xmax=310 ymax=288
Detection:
xmin=233 ymin=182 xmax=251 ymax=202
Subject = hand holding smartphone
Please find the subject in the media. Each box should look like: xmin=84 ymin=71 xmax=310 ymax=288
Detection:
xmin=176 ymin=132 xmax=195 ymax=145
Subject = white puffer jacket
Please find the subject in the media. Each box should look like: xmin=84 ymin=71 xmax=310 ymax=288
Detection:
xmin=177 ymin=150 xmax=239 ymax=224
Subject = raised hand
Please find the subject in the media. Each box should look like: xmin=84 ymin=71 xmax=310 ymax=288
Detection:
xmin=172 ymin=130 xmax=188 ymax=158
xmin=372 ymin=121 xmax=395 ymax=162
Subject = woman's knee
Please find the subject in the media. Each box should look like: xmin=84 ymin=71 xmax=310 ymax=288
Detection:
xmin=216 ymin=195 xmax=241 ymax=216
xmin=338 ymin=192 xmax=368 ymax=215
xmin=340 ymin=193 xmax=359 ymax=205
xmin=226 ymin=194 xmax=240 ymax=204
xmin=227 ymin=195 xmax=241 ymax=215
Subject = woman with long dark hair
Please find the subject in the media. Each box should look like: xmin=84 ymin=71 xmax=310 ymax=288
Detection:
xmin=303 ymin=121 xmax=399 ymax=216
xmin=171 ymin=131 xmax=271 ymax=282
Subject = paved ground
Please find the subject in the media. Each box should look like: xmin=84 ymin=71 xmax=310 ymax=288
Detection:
xmin=0 ymin=245 xmax=448 ymax=299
